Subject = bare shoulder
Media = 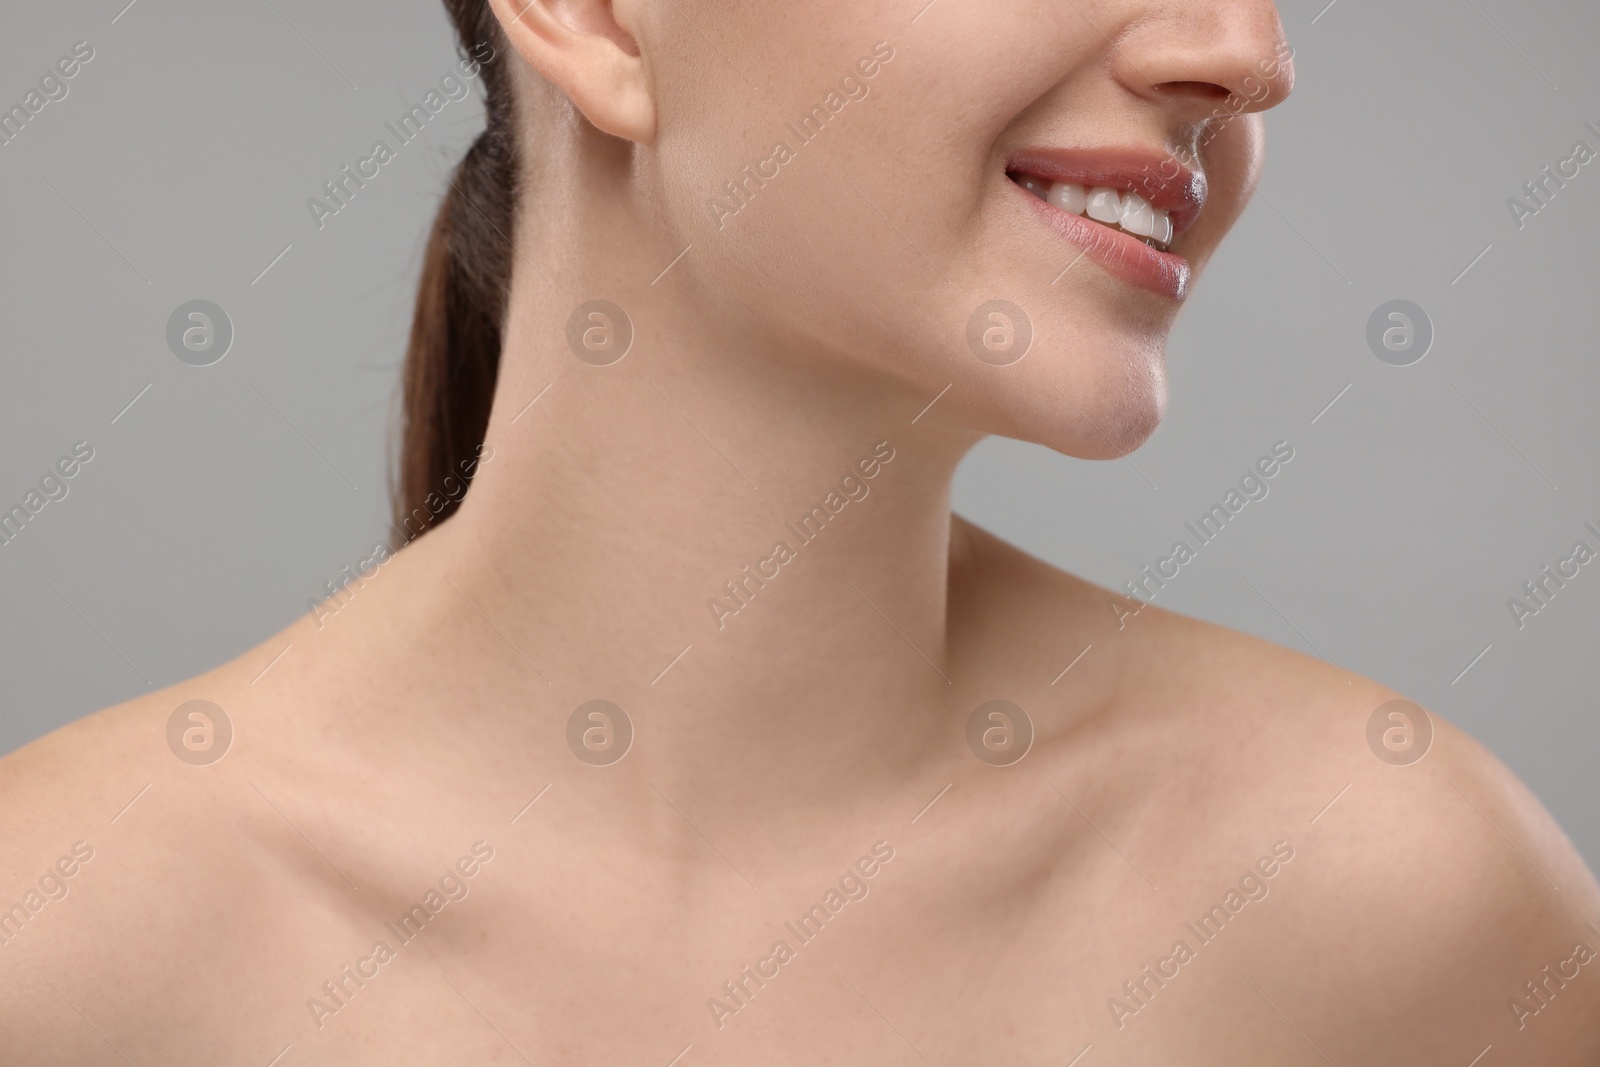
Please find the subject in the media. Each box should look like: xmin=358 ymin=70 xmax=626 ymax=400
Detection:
xmin=0 ymin=619 xmax=315 ymax=861
xmin=0 ymin=686 xmax=165 ymax=1042
xmin=1172 ymin=615 xmax=1600 ymax=1063
xmin=0 ymin=676 xmax=235 ymax=926
xmin=0 ymin=684 xmax=178 ymax=865
xmin=0 ymin=666 xmax=272 ymax=1057
xmin=955 ymin=517 xmax=1600 ymax=1062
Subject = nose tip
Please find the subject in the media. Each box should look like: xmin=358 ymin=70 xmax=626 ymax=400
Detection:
xmin=1112 ymin=5 xmax=1295 ymax=120
xmin=1156 ymin=61 xmax=1293 ymax=113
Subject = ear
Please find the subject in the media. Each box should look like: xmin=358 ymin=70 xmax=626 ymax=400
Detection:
xmin=485 ymin=0 xmax=654 ymax=143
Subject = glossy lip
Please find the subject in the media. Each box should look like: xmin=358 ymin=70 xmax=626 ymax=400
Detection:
xmin=1006 ymin=147 xmax=1207 ymax=301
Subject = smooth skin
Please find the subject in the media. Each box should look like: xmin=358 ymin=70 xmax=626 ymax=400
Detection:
xmin=3 ymin=0 xmax=1598 ymax=1063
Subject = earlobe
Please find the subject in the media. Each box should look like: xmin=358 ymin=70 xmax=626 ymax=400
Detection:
xmin=485 ymin=0 xmax=655 ymax=143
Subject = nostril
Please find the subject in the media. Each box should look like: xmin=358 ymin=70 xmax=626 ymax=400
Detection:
xmin=1158 ymin=80 xmax=1235 ymax=102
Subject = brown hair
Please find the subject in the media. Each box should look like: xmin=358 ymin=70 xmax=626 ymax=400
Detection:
xmin=393 ymin=0 xmax=517 ymax=534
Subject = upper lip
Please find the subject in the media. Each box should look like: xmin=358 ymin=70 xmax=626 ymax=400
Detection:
xmin=1005 ymin=147 xmax=1207 ymax=240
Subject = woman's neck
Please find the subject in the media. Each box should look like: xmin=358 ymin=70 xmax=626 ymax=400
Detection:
xmin=381 ymin=204 xmax=985 ymax=814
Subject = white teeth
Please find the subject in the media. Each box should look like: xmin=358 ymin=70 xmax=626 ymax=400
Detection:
xmin=1153 ymin=212 xmax=1173 ymax=245
xmin=1017 ymin=175 xmax=1175 ymax=250
xmin=1119 ymin=193 xmax=1156 ymax=237
xmin=1086 ymin=187 xmax=1124 ymax=224
xmin=1048 ymin=182 xmax=1087 ymax=215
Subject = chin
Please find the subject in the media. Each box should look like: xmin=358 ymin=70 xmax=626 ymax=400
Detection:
xmin=989 ymin=332 xmax=1169 ymax=460
xmin=992 ymin=347 xmax=1171 ymax=460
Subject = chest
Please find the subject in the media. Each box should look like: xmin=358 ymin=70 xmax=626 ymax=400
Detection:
xmin=238 ymin=844 xmax=1289 ymax=1066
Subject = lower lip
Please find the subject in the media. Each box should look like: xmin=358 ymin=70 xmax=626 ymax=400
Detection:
xmin=1011 ymin=181 xmax=1191 ymax=301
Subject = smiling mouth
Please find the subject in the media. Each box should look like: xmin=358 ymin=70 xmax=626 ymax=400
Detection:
xmin=1007 ymin=172 xmax=1174 ymax=252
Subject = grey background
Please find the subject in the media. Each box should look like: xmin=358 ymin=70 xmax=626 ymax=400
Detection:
xmin=2 ymin=1 xmax=1597 ymax=866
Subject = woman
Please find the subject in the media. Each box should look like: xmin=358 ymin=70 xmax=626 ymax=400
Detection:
xmin=3 ymin=0 xmax=1596 ymax=1062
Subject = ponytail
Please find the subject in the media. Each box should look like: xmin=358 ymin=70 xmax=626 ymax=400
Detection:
xmin=394 ymin=1 xmax=517 ymax=534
